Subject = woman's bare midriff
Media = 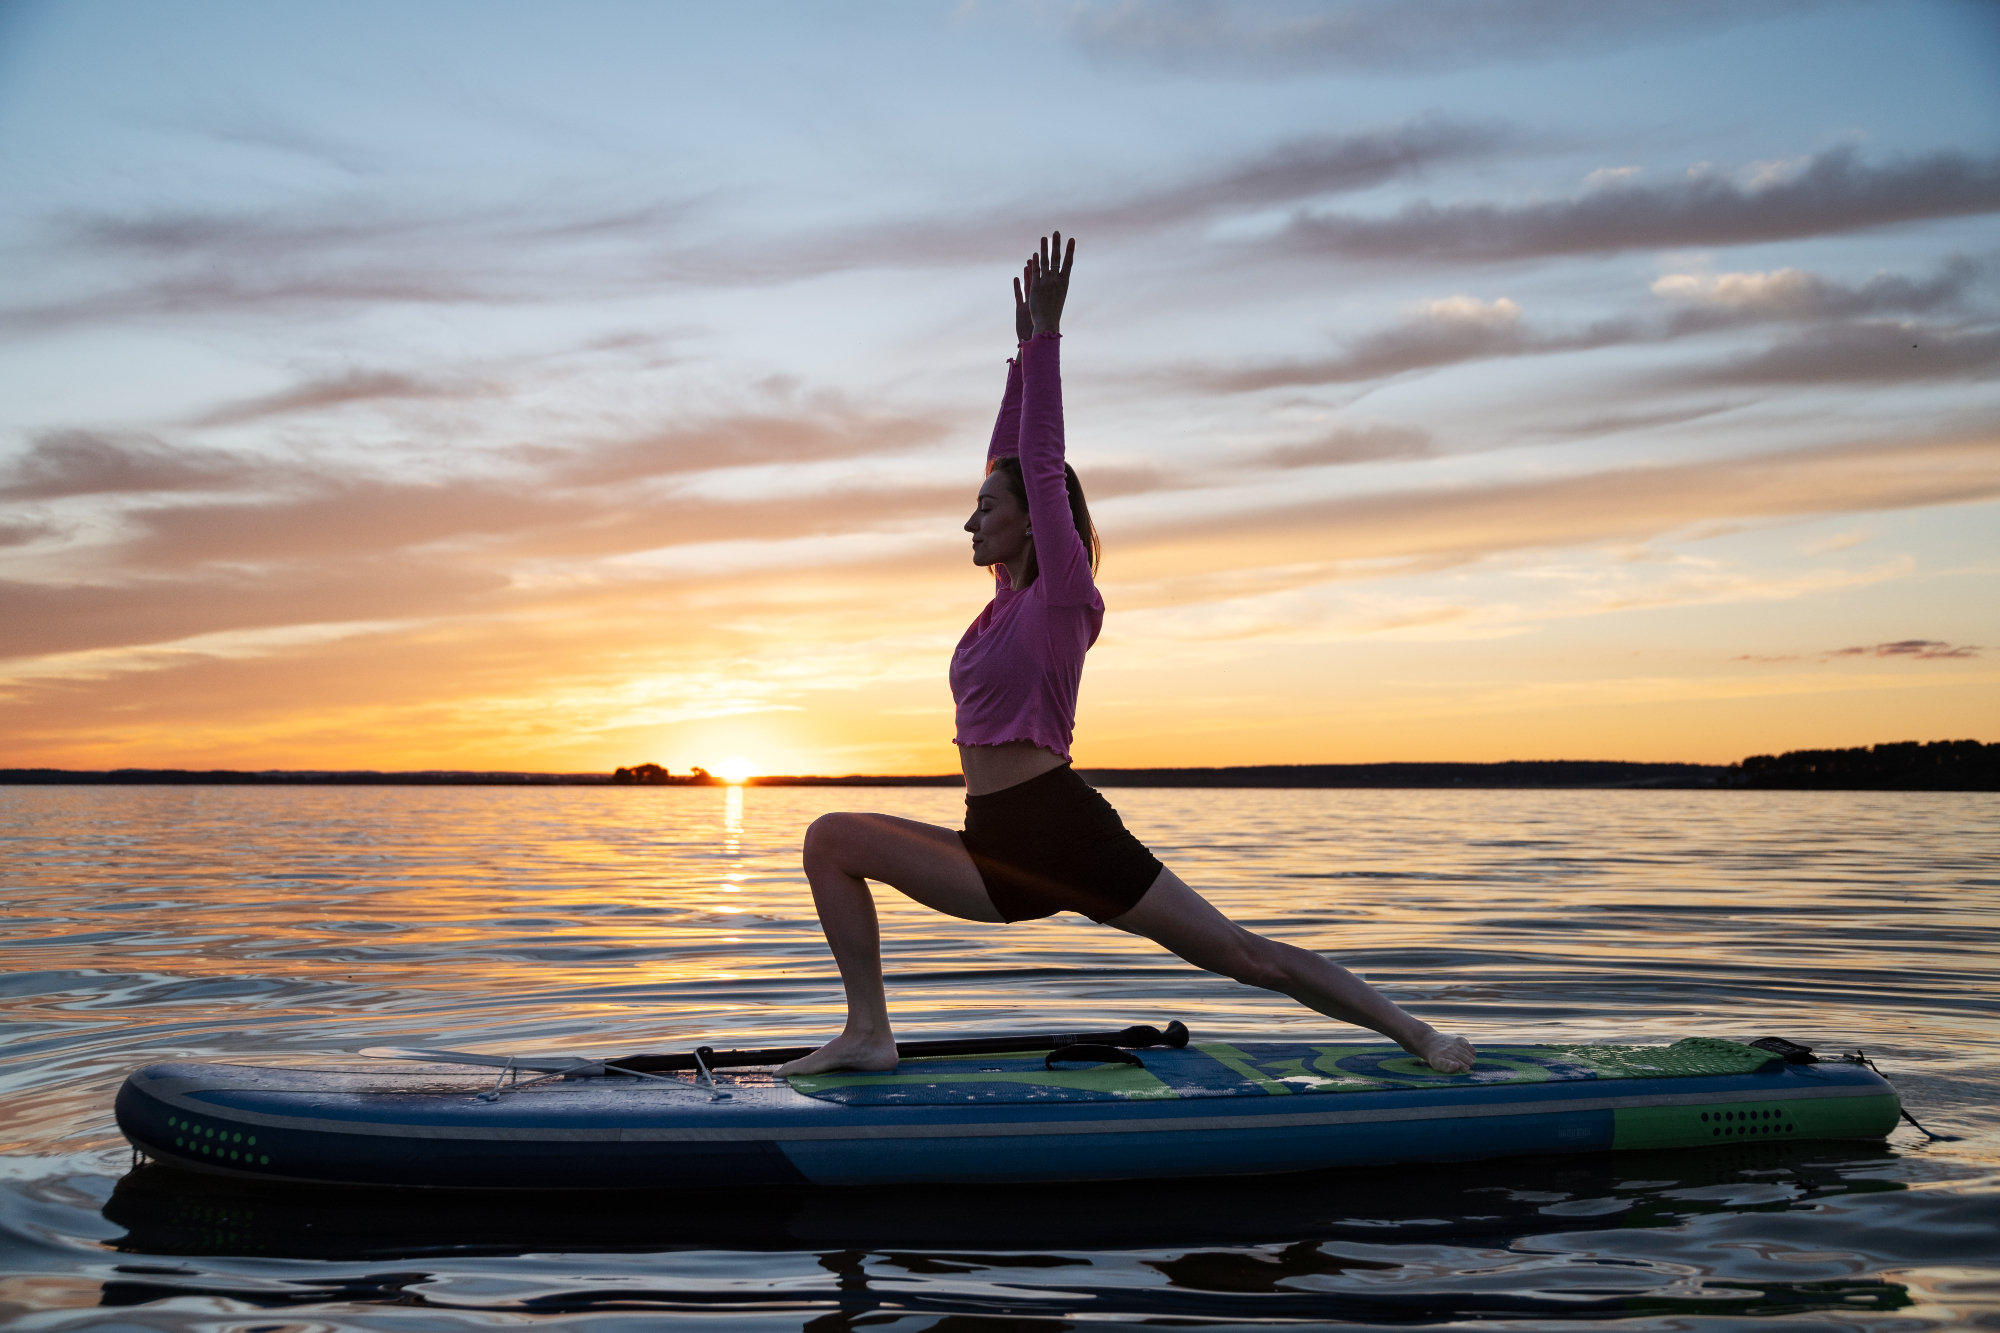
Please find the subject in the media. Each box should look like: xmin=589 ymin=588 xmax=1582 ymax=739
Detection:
xmin=958 ymin=740 xmax=1067 ymax=796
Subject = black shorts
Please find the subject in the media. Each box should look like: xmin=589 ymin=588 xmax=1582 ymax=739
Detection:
xmin=958 ymin=764 xmax=1165 ymax=923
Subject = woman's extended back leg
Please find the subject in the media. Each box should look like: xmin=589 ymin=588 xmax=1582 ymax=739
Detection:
xmin=1106 ymin=868 xmax=1476 ymax=1073
xmin=777 ymin=812 xmax=1000 ymax=1076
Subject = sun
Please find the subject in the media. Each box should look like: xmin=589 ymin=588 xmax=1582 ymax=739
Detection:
xmin=715 ymin=756 xmax=757 ymax=785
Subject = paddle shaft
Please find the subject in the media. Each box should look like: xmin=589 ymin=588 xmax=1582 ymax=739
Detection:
xmin=611 ymin=1021 xmax=1188 ymax=1073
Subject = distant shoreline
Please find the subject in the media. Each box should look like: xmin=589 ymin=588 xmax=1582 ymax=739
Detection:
xmin=0 ymin=761 xmax=1719 ymax=789
xmin=4 ymin=742 xmax=1992 ymax=790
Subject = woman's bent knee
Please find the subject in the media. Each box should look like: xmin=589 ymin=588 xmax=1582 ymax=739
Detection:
xmin=803 ymin=811 xmax=866 ymax=865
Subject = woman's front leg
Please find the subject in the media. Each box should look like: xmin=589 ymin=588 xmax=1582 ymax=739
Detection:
xmin=776 ymin=812 xmax=999 ymax=1076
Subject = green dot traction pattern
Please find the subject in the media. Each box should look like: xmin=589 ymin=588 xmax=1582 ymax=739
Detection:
xmin=788 ymin=1037 xmax=1783 ymax=1106
xmin=163 ymin=1116 xmax=270 ymax=1167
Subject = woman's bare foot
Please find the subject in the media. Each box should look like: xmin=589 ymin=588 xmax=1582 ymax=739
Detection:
xmin=1409 ymin=1029 xmax=1477 ymax=1074
xmin=777 ymin=1030 xmax=900 ymax=1077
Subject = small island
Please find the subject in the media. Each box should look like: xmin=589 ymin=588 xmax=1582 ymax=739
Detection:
xmin=610 ymin=764 xmax=716 ymax=786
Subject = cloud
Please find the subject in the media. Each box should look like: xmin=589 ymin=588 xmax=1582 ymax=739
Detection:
xmin=181 ymin=109 xmax=384 ymax=178
xmin=1282 ymin=146 xmax=2000 ymax=260
xmin=5 ymin=428 xmax=1992 ymax=770
xmin=1069 ymin=116 xmax=1506 ymax=228
xmin=0 ymin=431 xmax=250 ymax=500
xmin=1826 ymin=639 xmax=1981 ymax=660
xmin=1692 ymin=322 xmax=2000 ymax=384
xmin=0 ymin=339 xmax=1220 ymax=675
xmin=654 ymin=116 xmax=1506 ymax=283
xmin=1203 ymin=295 xmax=1630 ymax=391
xmin=113 ymin=477 xmax=990 ymax=572
xmin=0 ymin=199 xmax=694 ymax=331
xmin=1195 ymin=258 xmax=1986 ymax=391
xmin=110 ymin=454 xmax=1179 ymax=574
xmin=1733 ymin=638 xmax=1986 ymax=664
xmin=549 ymin=404 xmax=948 ymax=486
xmin=0 ymin=416 xmax=1177 ymax=658
xmin=120 ymin=480 xmax=595 ymax=568
xmin=0 ymin=561 xmax=508 ymax=661
xmin=1250 ymin=423 xmax=1432 ymax=467
xmin=189 ymin=369 xmax=488 ymax=427
xmin=1121 ymin=431 xmax=2000 ymax=575
xmin=1651 ymin=258 xmax=1980 ymax=323
xmin=1673 ymin=260 xmax=1968 ymax=325
xmin=1584 ymin=166 xmax=1643 ymax=189
xmin=1200 ymin=295 xmax=1630 ymax=390
xmin=1533 ymin=403 xmax=1740 ymax=438
xmin=1060 ymin=0 xmax=1847 ymax=76
xmin=0 ymin=262 xmax=501 ymax=331
xmin=0 ymin=560 xmax=973 ymax=771
xmin=3 ymin=119 xmax=1502 ymax=328
xmin=0 ymin=518 xmax=53 ymax=547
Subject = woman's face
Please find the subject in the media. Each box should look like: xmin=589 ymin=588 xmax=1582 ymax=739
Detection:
xmin=965 ymin=473 xmax=1030 ymax=570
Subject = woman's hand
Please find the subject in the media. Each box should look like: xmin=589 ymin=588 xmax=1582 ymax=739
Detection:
xmin=1013 ymin=275 xmax=1033 ymax=344
xmin=1024 ymin=231 xmax=1074 ymax=337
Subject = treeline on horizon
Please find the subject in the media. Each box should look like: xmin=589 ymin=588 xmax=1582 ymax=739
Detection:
xmin=3 ymin=740 xmax=1991 ymax=790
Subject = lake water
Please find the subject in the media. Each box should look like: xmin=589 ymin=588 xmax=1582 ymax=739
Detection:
xmin=2 ymin=785 xmax=1996 ymax=1329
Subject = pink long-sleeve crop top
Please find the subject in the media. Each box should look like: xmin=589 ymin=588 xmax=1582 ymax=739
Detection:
xmin=950 ymin=332 xmax=1104 ymax=760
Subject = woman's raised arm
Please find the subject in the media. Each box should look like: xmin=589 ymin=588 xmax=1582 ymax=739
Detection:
xmin=1017 ymin=233 xmax=1093 ymax=605
xmin=984 ymin=278 xmax=1029 ymax=465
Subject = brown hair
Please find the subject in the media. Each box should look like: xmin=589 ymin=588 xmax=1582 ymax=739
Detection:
xmin=985 ymin=456 xmax=1100 ymax=588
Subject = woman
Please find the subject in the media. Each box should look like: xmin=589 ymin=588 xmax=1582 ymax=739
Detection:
xmin=778 ymin=234 xmax=1475 ymax=1077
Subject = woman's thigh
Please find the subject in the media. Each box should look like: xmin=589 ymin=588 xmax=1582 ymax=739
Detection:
xmin=1103 ymin=867 xmax=1263 ymax=978
xmin=810 ymin=812 xmax=1003 ymax=924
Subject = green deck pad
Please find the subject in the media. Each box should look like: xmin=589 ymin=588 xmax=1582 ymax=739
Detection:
xmin=786 ymin=1037 xmax=1779 ymax=1106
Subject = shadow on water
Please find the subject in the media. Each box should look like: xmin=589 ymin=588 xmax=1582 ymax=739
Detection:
xmin=98 ymin=1142 xmax=1917 ymax=1323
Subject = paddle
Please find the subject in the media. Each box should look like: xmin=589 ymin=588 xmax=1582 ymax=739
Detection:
xmin=609 ymin=1020 xmax=1190 ymax=1073
xmin=360 ymin=1047 xmax=605 ymax=1074
xmin=361 ymin=1021 xmax=1187 ymax=1080
xmin=358 ymin=1047 xmax=732 ymax=1101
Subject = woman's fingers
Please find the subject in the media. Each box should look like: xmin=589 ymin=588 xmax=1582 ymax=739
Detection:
xmin=1027 ymin=232 xmax=1074 ymax=281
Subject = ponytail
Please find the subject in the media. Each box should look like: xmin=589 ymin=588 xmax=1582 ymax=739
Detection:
xmin=984 ymin=457 xmax=1100 ymax=588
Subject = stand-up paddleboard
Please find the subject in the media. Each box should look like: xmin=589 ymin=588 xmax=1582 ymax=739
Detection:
xmin=114 ymin=1027 xmax=1899 ymax=1190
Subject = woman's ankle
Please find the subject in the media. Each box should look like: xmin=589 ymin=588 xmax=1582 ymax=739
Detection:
xmin=1389 ymin=1019 xmax=1440 ymax=1054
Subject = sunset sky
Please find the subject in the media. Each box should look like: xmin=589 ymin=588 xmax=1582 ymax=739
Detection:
xmin=2 ymin=0 xmax=1996 ymax=776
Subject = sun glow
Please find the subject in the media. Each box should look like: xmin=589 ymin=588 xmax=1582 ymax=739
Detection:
xmin=716 ymin=756 xmax=757 ymax=785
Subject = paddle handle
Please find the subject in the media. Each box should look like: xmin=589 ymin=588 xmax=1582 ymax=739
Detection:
xmin=610 ymin=1021 xmax=1188 ymax=1073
